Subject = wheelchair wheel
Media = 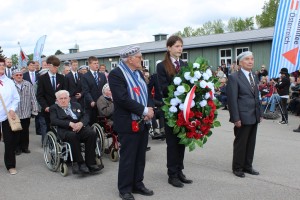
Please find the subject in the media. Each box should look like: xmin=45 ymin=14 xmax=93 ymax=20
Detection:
xmin=92 ymin=123 xmax=105 ymax=153
xmin=110 ymin=148 xmax=119 ymax=162
xmin=43 ymin=131 xmax=60 ymax=172
xmin=59 ymin=163 xmax=68 ymax=177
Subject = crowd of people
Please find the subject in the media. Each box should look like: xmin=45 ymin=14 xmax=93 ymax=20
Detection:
xmin=0 ymin=39 xmax=299 ymax=199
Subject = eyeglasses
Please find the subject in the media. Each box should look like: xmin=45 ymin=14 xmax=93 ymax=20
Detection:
xmin=0 ymin=64 xmax=5 ymax=67
xmin=15 ymin=74 xmax=23 ymax=77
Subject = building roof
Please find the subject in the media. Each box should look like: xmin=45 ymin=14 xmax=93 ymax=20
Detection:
xmin=56 ymin=27 xmax=274 ymax=61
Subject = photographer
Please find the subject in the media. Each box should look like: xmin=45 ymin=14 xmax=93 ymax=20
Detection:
xmin=258 ymin=65 xmax=268 ymax=81
xmin=275 ymin=68 xmax=290 ymax=124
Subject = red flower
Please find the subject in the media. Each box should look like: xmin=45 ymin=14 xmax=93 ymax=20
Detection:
xmin=195 ymin=111 xmax=203 ymax=118
xmin=186 ymin=131 xmax=195 ymax=138
xmin=132 ymin=120 xmax=139 ymax=132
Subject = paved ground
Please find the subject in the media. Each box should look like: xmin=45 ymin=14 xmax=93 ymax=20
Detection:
xmin=0 ymin=110 xmax=300 ymax=200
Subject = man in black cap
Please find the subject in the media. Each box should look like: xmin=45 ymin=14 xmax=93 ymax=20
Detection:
xmin=275 ymin=67 xmax=290 ymax=124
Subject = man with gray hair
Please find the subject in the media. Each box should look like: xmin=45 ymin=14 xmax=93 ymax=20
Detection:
xmin=109 ymin=46 xmax=154 ymax=200
xmin=227 ymin=51 xmax=261 ymax=178
xmin=49 ymin=90 xmax=103 ymax=174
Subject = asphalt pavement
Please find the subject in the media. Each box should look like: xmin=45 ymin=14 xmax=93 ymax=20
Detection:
xmin=0 ymin=109 xmax=300 ymax=200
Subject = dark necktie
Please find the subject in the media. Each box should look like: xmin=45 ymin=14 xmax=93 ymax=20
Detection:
xmin=249 ymin=73 xmax=255 ymax=91
xmin=7 ymin=68 xmax=11 ymax=78
xmin=0 ymin=80 xmax=3 ymax=86
xmin=74 ymin=72 xmax=78 ymax=83
xmin=51 ymin=75 xmax=56 ymax=91
xmin=94 ymin=71 xmax=99 ymax=86
xmin=175 ymin=60 xmax=180 ymax=73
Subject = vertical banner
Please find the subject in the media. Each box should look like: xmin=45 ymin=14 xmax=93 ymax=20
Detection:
xmin=269 ymin=0 xmax=300 ymax=78
xmin=33 ymin=35 xmax=47 ymax=66
xmin=18 ymin=48 xmax=28 ymax=68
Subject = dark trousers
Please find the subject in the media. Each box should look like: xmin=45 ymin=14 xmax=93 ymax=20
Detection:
xmin=2 ymin=120 xmax=20 ymax=170
xmin=165 ymin=124 xmax=185 ymax=178
xmin=87 ymin=107 xmax=98 ymax=126
xmin=280 ymin=98 xmax=288 ymax=122
xmin=118 ymin=128 xmax=148 ymax=194
xmin=232 ymin=124 xmax=258 ymax=171
xmin=61 ymin=126 xmax=97 ymax=165
xmin=16 ymin=118 xmax=31 ymax=150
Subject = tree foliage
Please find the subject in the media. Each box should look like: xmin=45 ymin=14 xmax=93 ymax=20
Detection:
xmin=175 ymin=20 xmax=225 ymax=37
xmin=0 ymin=46 xmax=6 ymax=59
xmin=227 ymin=17 xmax=254 ymax=32
xmin=11 ymin=54 xmax=18 ymax=66
xmin=256 ymin=0 xmax=280 ymax=28
xmin=55 ymin=50 xmax=64 ymax=55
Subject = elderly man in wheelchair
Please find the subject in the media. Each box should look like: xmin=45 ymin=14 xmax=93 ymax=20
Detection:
xmin=50 ymin=90 xmax=102 ymax=174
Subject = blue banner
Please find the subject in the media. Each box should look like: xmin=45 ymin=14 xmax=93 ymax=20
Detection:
xmin=269 ymin=0 xmax=300 ymax=78
xmin=33 ymin=35 xmax=47 ymax=65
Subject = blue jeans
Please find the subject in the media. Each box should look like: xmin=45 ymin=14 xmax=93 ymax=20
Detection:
xmin=269 ymin=94 xmax=281 ymax=112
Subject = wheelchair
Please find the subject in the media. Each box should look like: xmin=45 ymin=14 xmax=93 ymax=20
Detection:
xmin=96 ymin=117 xmax=120 ymax=162
xmin=43 ymin=124 xmax=104 ymax=176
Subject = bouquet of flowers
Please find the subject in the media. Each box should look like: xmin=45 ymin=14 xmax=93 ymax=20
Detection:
xmin=161 ymin=57 xmax=221 ymax=151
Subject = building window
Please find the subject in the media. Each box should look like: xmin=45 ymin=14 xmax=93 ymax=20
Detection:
xmin=111 ymin=61 xmax=118 ymax=70
xmin=180 ymin=52 xmax=188 ymax=62
xmin=236 ymin=47 xmax=249 ymax=60
xmin=142 ymin=60 xmax=149 ymax=70
xmin=219 ymin=49 xmax=232 ymax=66
xmin=85 ymin=61 xmax=89 ymax=66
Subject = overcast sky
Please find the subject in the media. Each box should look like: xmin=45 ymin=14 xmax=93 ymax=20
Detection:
xmin=1 ymin=0 xmax=266 ymax=57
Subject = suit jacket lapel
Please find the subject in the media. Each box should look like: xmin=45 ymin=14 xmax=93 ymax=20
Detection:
xmin=238 ymin=70 xmax=255 ymax=95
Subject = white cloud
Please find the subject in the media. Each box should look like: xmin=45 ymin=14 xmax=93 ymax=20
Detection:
xmin=0 ymin=0 xmax=265 ymax=57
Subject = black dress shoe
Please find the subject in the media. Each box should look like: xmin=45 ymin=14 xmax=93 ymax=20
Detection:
xmin=243 ymin=168 xmax=259 ymax=175
xmin=87 ymin=164 xmax=102 ymax=173
xmin=78 ymin=163 xmax=90 ymax=174
xmin=146 ymin=147 xmax=151 ymax=151
xmin=132 ymin=186 xmax=154 ymax=196
xmin=119 ymin=192 xmax=135 ymax=200
xmin=168 ymin=177 xmax=184 ymax=187
xmin=22 ymin=149 xmax=31 ymax=153
xmin=233 ymin=170 xmax=245 ymax=178
xmin=293 ymin=128 xmax=300 ymax=132
xmin=72 ymin=163 xmax=80 ymax=174
xmin=178 ymin=173 xmax=193 ymax=184
xmin=15 ymin=149 xmax=22 ymax=156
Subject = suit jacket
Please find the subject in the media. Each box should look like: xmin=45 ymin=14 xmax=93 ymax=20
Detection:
xmin=108 ymin=67 xmax=153 ymax=133
xmin=156 ymin=60 xmax=186 ymax=98
xmin=23 ymin=71 xmax=39 ymax=85
xmin=148 ymin=73 xmax=163 ymax=103
xmin=64 ymin=72 xmax=83 ymax=103
xmin=81 ymin=70 xmax=107 ymax=108
xmin=37 ymin=73 xmax=65 ymax=112
xmin=227 ymin=70 xmax=261 ymax=125
xmin=49 ymin=102 xmax=89 ymax=139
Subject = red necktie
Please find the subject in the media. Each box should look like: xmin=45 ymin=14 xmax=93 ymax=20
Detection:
xmin=175 ymin=60 xmax=180 ymax=73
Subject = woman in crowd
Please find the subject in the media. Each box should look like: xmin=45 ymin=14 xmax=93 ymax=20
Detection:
xmin=0 ymin=58 xmax=20 ymax=175
xmin=276 ymin=68 xmax=290 ymax=124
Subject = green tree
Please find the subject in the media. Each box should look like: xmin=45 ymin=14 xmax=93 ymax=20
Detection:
xmin=256 ymin=0 xmax=280 ymax=28
xmin=227 ymin=17 xmax=254 ymax=32
xmin=55 ymin=50 xmax=64 ymax=55
xmin=11 ymin=54 xmax=18 ymax=66
xmin=27 ymin=53 xmax=33 ymax=61
xmin=0 ymin=46 xmax=6 ymax=59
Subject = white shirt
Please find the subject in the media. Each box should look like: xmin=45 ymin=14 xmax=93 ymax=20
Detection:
xmin=241 ymin=68 xmax=254 ymax=85
xmin=0 ymin=75 xmax=20 ymax=122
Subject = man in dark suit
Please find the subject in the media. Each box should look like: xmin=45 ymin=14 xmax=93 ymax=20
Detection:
xmin=82 ymin=56 xmax=107 ymax=125
xmin=64 ymin=60 xmax=84 ymax=107
xmin=50 ymin=90 xmax=102 ymax=174
xmin=5 ymin=58 xmax=17 ymax=79
xmin=37 ymin=55 xmax=65 ymax=141
xmin=109 ymin=46 xmax=154 ymax=200
xmin=227 ymin=51 xmax=261 ymax=178
xmin=23 ymin=61 xmax=39 ymax=85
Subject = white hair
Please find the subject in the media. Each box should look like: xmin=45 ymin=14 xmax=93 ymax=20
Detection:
xmin=55 ymin=90 xmax=70 ymax=99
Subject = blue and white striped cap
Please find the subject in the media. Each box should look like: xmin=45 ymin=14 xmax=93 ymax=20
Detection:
xmin=119 ymin=46 xmax=141 ymax=58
